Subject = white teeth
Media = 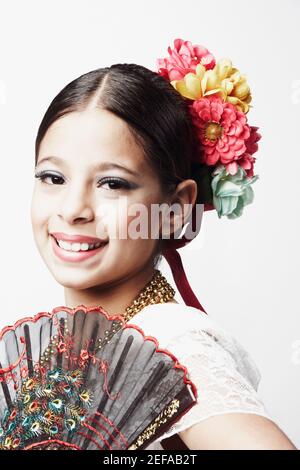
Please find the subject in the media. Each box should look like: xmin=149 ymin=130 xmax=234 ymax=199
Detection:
xmin=71 ymin=243 xmax=81 ymax=252
xmin=80 ymin=243 xmax=90 ymax=251
xmin=56 ymin=239 xmax=105 ymax=252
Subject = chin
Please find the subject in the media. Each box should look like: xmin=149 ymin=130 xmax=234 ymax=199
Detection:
xmin=51 ymin=268 xmax=110 ymax=290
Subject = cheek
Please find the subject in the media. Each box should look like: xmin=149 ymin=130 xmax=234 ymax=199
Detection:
xmin=103 ymin=199 xmax=155 ymax=242
xmin=96 ymin=197 xmax=158 ymax=254
xmin=30 ymin=187 xmax=53 ymax=239
xmin=95 ymin=197 xmax=148 ymax=240
xmin=119 ymin=198 xmax=159 ymax=251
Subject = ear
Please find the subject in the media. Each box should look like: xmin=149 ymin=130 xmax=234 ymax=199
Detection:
xmin=161 ymin=179 xmax=198 ymax=239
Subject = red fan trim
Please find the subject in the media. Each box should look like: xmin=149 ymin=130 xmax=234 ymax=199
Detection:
xmin=87 ymin=414 xmax=128 ymax=449
xmin=82 ymin=421 xmax=114 ymax=449
xmin=95 ymin=411 xmax=128 ymax=446
xmin=0 ymin=304 xmax=198 ymax=400
xmin=24 ymin=439 xmax=81 ymax=450
xmin=85 ymin=417 xmax=123 ymax=449
xmin=77 ymin=431 xmax=104 ymax=450
xmin=0 ymin=304 xmax=125 ymax=340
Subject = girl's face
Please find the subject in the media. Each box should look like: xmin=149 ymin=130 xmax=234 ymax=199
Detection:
xmin=31 ymin=108 xmax=167 ymax=290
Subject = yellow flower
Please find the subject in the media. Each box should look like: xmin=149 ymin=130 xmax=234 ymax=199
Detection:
xmin=171 ymin=58 xmax=252 ymax=113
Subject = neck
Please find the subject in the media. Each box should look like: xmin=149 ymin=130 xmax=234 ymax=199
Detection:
xmin=64 ymin=263 xmax=159 ymax=315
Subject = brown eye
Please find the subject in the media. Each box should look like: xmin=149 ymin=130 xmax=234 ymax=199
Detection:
xmin=35 ymin=172 xmax=65 ymax=185
xmin=97 ymin=177 xmax=131 ymax=190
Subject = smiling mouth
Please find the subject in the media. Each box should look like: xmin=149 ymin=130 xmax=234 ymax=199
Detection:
xmin=51 ymin=235 xmax=108 ymax=253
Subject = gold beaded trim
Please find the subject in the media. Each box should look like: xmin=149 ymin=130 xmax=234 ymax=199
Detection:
xmin=40 ymin=333 xmax=62 ymax=366
xmin=128 ymin=399 xmax=180 ymax=450
xmin=96 ymin=269 xmax=176 ymax=350
xmin=122 ymin=269 xmax=176 ymax=323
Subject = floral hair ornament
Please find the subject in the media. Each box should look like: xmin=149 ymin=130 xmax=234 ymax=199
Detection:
xmin=156 ymin=38 xmax=261 ymax=313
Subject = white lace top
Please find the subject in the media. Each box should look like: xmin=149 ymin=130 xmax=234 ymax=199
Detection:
xmin=126 ymin=302 xmax=273 ymax=450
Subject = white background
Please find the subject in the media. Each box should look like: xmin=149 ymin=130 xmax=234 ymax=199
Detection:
xmin=0 ymin=0 xmax=299 ymax=447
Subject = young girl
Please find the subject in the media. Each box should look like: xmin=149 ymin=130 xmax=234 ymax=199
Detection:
xmin=30 ymin=54 xmax=296 ymax=450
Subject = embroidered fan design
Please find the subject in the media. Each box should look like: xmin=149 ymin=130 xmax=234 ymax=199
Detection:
xmin=0 ymin=305 xmax=197 ymax=450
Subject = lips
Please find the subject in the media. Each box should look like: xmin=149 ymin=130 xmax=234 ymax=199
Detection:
xmin=50 ymin=232 xmax=108 ymax=244
xmin=50 ymin=234 xmax=108 ymax=263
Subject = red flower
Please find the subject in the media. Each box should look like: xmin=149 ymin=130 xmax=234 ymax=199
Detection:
xmin=190 ymin=96 xmax=251 ymax=171
xmin=79 ymin=349 xmax=89 ymax=362
xmin=245 ymin=126 xmax=261 ymax=155
xmin=226 ymin=127 xmax=261 ymax=177
xmin=57 ymin=341 xmax=67 ymax=353
xmin=157 ymin=38 xmax=215 ymax=81
xmin=20 ymin=366 xmax=29 ymax=378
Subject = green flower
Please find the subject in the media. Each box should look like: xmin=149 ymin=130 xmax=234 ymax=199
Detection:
xmin=211 ymin=165 xmax=259 ymax=219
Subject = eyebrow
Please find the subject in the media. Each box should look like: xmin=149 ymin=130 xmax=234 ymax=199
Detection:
xmin=36 ymin=156 xmax=140 ymax=177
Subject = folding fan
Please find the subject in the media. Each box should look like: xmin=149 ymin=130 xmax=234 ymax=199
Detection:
xmin=0 ymin=305 xmax=197 ymax=450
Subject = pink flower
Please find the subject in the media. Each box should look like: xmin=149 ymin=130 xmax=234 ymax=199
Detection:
xmin=226 ymin=127 xmax=261 ymax=177
xmin=20 ymin=366 xmax=29 ymax=378
xmin=190 ymin=96 xmax=251 ymax=169
xmin=57 ymin=341 xmax=67 ymax=353
xmin=79 ymin=349 xmax=89 ymax=362
xmin=226 ymin=154 xmax=256 ymax=177
xmin=157 ymin=38 xmax=215 ymax=81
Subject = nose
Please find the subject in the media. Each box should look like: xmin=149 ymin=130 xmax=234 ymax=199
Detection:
xmin=57 ymin=183 xmax=95 ymax=224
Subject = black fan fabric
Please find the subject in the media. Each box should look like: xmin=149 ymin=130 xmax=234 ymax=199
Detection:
xmin=0 ymin=306 xmax=196 ymax=450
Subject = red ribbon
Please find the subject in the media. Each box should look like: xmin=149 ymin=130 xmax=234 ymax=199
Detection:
xmin=162 ymin=203 xmax=214 ymax=315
